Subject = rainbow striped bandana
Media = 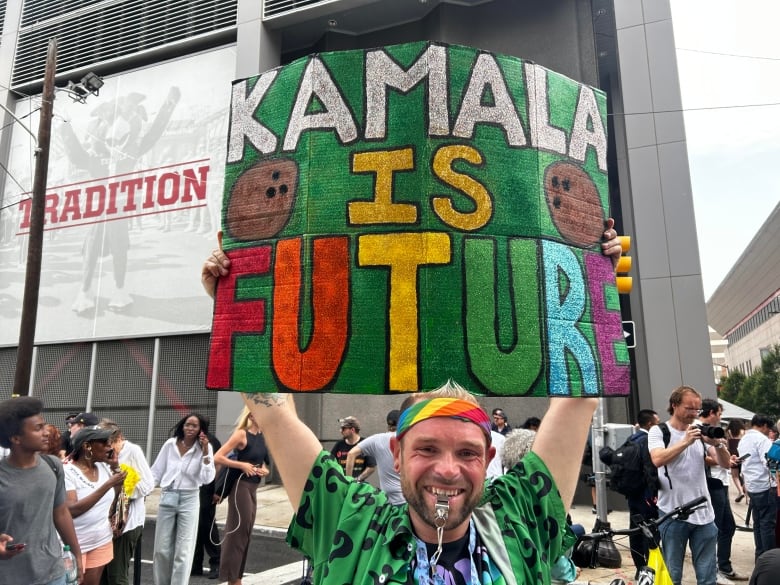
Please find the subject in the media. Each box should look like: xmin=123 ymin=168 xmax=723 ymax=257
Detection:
xmin=396 ymin=398 xmax=492 ymax=443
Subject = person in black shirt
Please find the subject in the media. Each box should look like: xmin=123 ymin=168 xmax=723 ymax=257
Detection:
xmin=330 ymin=416 xmax=375 ymax=478
xmin=192 ymin=428 xmax=222 ymax=579
xmin=214 ymin=407 xmax=270 ymax=585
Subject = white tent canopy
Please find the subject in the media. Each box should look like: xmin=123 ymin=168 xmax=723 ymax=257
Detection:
xmin=719 ymin=398 xmax=755 ymax=421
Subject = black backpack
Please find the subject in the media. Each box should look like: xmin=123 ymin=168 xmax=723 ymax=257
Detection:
xmin=599 ymin=432 xmax=657 ymax=497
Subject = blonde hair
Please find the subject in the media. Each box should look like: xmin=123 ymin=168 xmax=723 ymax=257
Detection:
xmin=235 ymin=406 xmax=254 ymax=430
xmin=667 ymin=385 xmax=701 ymax=415
xmin=425 ymin=379 xmax=480 ymax=405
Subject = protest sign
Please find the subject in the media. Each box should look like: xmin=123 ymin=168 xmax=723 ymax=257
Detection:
xmin=207 ymin=41 xmax=630 ymax=396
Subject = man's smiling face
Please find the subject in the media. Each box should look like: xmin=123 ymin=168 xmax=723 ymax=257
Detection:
xmin=392 ymin=417 xmax=494 ymax=543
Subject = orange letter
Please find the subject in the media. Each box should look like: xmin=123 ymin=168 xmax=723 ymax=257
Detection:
xmin=273 ymin=237 xmax=350 ymax=391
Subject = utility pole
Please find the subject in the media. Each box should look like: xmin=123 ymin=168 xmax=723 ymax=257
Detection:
xmin=13 ymin=38 xmax=57 ymax=396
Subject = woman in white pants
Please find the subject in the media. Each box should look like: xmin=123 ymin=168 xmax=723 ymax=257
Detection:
xmin=151 ymin=413 xmax=215 ymax=585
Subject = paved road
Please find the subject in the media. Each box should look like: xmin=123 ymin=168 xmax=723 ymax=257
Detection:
xmin=129 ymin=520 xmax=306 ymax=585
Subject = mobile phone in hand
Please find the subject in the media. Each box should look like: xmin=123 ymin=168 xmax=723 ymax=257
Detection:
xmin=6 ymin=542 xmax=25 ymax=551
xmin=736 ymin=453 xmax=751 ymax=463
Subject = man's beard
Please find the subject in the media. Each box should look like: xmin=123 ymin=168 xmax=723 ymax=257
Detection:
xmin=400 ymin=461 xmax=484 ymax=532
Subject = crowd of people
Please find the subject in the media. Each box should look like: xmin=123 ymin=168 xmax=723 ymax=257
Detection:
xmin=598 ymin=387 xmax=780 ymax=585
xmin=3 ymin=220 xmax=779 ymax=585
xmin=4 ymin=387 xmax=779 ymax=585
xmin=0 ymin=401 xmax=233 ymax=585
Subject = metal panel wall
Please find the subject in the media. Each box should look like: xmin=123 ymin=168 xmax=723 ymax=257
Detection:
xmin=0 ymin=334 xmax=216 ymax=461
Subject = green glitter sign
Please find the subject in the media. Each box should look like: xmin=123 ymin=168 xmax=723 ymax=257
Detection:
xmin=207 ymin=41 xmax=630 ymax=396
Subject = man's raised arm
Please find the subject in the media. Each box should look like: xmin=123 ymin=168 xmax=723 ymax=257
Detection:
xmin=531 ymin=397 xmax=598 ymax=510
xmin=241 ymin=393 xmax=322 ymax=511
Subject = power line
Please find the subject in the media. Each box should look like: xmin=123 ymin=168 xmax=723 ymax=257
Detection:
xmin=0 ymin=164 xmax=30 ymax=198
xmin=609 ymin=101 xmax=780 ymax=117
xmin=677 ymin=47 xmax=780 ymax=62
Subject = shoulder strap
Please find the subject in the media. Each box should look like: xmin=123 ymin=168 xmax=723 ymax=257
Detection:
xmin=659 ymin=422 xmax=671 ymax=447
xmin=40 ymin=454 xmax=59 ymax=476
xmin=657 ymin=422 xmax=673 ymax=490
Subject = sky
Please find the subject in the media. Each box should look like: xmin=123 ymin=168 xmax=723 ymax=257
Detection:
xmin=669 ymin=0 xmax=780 ymax=299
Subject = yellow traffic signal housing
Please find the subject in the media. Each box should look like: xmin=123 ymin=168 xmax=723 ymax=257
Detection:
xmin=616 ymin=235 xmax=632 ymax=293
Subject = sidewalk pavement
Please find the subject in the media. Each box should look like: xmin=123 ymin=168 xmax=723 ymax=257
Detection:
xmin=145 ymin=485 xmax=758 ymax=584
xmin=568 ymin=497 xmax=757 ymax=585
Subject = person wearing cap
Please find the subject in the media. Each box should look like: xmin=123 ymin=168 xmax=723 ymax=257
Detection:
xmin=66 ymin=412 xmax=100 ymax=457
xmin=0 ymin=397 xmax=84 ymax=585
xmin=330 ymin=416 xmax=376 ymax=480
xmin=490 ymin=408 xmax=512 ymax=436
xmin=64 ymin=425 xmax=127 ymax=585
xmin=202 ymin=220 xmax=622 ymax=584
xmin=345 ymin=408 xmax=406 ymax=505
xmin=62 ymin=411 xmax=80 ymax=455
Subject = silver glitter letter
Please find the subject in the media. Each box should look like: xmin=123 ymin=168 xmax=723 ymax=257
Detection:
xmin=365 ymin=44 xmax=449 ymax=139
xmin=227 ymin=71 xmax=279 ymax=163
xmin=568 ymin=86 xmax=607 ymax=171
xmin=453 ymin=53 xmax=526 ymax=146
xmin=283 ymin=57 xmax=358 ymax=151
xmin=525 ymin=63 xmax=567 ymax=156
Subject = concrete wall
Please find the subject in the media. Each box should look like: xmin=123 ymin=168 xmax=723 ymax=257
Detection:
xmin=612 ymin=0 xmax=714 ymax=412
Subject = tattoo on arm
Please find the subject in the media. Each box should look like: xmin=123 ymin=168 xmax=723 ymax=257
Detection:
xmin=246 ymin=393 xmax=288 ymax=408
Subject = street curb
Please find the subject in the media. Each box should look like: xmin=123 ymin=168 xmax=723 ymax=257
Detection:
xmin=145 ymin=515 xmax=288 ymax=540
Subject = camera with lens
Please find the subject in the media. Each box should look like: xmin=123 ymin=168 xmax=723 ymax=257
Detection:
xmin=695 ymin=423 xmax=725 ymax=439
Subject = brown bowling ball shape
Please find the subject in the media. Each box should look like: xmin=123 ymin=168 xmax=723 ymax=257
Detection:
xmin=544 ymin=161 xmax=605 ymax=247
xmin=226 ymin=158 xmax=299 ymax=241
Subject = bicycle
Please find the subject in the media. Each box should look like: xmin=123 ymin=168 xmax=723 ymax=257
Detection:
xmin=574 ymin=495 xmax=708 ymax=585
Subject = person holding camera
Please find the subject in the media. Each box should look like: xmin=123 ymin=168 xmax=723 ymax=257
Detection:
xmin=213 ymin=407 xmax=270 ymax=585
xmin=699 ymin=399 xmax=747 ymax=583
xmin=648 ymin=386 xmax=732 ymax=585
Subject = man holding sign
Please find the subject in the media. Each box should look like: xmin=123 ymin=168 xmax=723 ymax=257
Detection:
xmin=203 ymin=40 xmax=627 ymax=584
xmin=202 ymin=221 xmax=620 ymax=585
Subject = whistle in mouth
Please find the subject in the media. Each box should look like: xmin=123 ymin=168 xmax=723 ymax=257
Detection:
xmin=434 ymin=495 xmax=449 ymax=523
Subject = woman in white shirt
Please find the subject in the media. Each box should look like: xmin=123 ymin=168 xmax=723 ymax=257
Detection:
xmin=150 ymin=413 xmax=215 ymax=585
xmin=64 ymin=426 xmax=127 ymax=585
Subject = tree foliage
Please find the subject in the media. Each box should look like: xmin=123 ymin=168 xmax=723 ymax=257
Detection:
xmin=721 ymin=345 xmax=780 ymax=421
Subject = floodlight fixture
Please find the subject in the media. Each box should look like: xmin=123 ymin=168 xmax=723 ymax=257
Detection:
xmin=62 ymin=71 xmax=104 ymax=103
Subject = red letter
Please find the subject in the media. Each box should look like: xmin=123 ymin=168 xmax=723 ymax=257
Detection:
xmin=120 ymin=178 xmax=143 ymax=212
xmin=18 ymin=199 xmax=32 ymax=230
xmin=83 ymin=186 xmax=105 ymax=219
xmin=142 ymin=175 xmax=157 ymax=209
xmin=206 ymin=246 xmax=271 ymax=389
xmin=44 ymin=193 xmax=60 ymax=226
xmin=181 ymin=166 xmax=208 ymax=203
xmin=157 ymin=172 xmax=179 ymax=206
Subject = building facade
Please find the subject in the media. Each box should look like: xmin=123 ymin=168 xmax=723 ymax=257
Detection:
xmin=0 ymin=0 xmax=714 ymax=457
xmin=707 ymin=203 xmax=780 ymax=377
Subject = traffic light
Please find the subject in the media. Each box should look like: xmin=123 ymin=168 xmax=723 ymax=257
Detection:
xmin=616 ymin=235 xmax=632 ymax=294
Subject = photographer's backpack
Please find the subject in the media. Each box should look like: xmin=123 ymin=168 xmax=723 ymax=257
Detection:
xmin=599 ymin=432 xmax=657 ymax=497
xmin=766 ymin=439 xmax=780 ymax=473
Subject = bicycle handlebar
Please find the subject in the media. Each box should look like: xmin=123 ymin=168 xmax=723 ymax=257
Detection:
xmin=581 ymin=496 xmax=708 ymax=541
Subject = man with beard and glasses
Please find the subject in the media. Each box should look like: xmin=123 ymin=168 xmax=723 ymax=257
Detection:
xmin=201 ymin=222 xmax=623 ymax=585
xmin=649 ymin=386 xmax=732 ymax=585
